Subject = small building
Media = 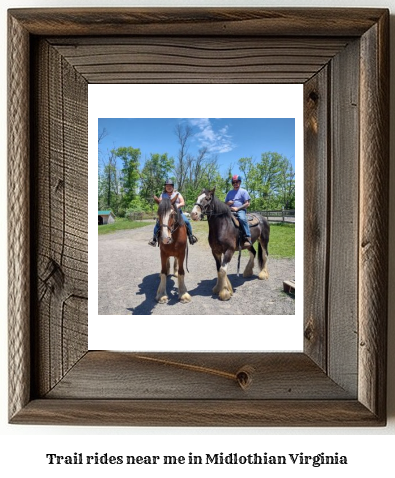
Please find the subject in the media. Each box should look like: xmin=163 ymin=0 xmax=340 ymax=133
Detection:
xmin=98 ymin=210 xmax=116 ymax=225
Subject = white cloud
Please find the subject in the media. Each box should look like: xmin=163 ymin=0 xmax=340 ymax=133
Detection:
xmin=188 ymin=118 xmax=235 ymax=154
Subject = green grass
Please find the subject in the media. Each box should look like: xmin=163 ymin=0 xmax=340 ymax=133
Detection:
xmin=190 ymin=220 xmax=295 ymax=259
xmin=98 ymin=217 xmax=152 ymax=235
xmin=268 ymin=223 xmax=295 ymax=258
xmin=99 ymin=217 xmax=295 ymax=258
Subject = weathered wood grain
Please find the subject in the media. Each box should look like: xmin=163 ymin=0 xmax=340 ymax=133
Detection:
xmin=7 ymin=8 xmax=389 ymax=426
xmin=49 ymin=37 xmax=350 ymax=84
xmin=46 ymin=352 xmax=354 ymax=400
xmin=8 ymin=12 xmax=31 ymax=421
xmin=8 ymin=8 xmax=387 ymax=37
xmin=327 ymin=39 xmax=360 ymax=396
xmin=303 ymin=67 xmax=329 ymax=371
xmin=11 ymin=399 xmax=383 ymax=427
xmin=30 ymin=39 xmax=88 ymax=398
xmin=359 ymin=13 xmax=389 ymax=419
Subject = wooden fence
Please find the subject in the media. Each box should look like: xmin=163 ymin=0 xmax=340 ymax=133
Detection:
xmin=127 ymin=211 xmax=150 ymax=221
xmin=127 ymin=209 xmax=295 ymax=224
xmin=252 ymin=209 xmax=295 ymax=224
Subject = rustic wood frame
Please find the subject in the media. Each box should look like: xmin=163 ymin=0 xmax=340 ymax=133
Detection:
xmin=8 ymin=8 xmax=389 ymax=426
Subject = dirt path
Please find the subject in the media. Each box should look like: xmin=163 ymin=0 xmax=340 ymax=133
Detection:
xmin=98 ymin=223 xmax=295 ymax=315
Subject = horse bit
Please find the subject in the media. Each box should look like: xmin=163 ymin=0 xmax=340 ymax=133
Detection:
xmin=159 ymin=206 xmax=180 ymax=236
xmin=194 ymin=196 xmax=224 ymax=218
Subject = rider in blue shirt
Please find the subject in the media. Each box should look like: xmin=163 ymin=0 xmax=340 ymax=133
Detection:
xmin=148 ymin=179 xmax=198 ymax=246
xmin=225 ymin=174 xmax=252 ymax=246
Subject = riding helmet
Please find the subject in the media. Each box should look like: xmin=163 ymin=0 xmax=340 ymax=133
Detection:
xmin=164 ymin=179 xmax=175 ymax=186
xmin=232 ymin=174 xmax=242 ymax=182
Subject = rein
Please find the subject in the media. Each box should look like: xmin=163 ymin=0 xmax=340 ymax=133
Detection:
xmin=194 ymin=201 xmax=229 ymax=219
xmin=195 ymin=199 xmax=242 ymax=276
xmin=158 ymin=208 xmax=180 ymax=235
xmin=159 ymin=221 xmax=180 ymax=234
xmin=158 ymin=208 xmax=189 ymax=272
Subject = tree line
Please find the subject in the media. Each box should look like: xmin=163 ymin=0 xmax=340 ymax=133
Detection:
xmin=98 ymin=124 xmax=295 ymax=217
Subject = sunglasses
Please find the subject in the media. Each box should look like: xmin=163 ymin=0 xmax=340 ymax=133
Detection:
xmin=232 ymin=181 xmax=240 ymax=184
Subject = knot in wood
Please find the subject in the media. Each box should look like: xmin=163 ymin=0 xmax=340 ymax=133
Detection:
xmin=304 ymin=322 xmax=314 ymax=341
xmin=236 ymin=365 xmax=255 ymax=390
xmin=308 ymin=90 xmax=319 ymax=103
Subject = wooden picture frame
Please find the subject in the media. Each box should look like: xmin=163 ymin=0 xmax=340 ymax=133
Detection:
xmin=8 ymin=8 xmax=389 ymax=426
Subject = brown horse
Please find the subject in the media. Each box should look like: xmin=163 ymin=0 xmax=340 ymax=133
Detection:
xmin=191 ymin=188 xmax=270 ymax=301
xmin=154 ymin=194 xmax=191 ymax=304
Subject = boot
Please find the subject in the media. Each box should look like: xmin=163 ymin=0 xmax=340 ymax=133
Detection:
xmin=243 ymin=236 xmax=253 ymax=247
xmin=148 ymin=235 xmax=158 ymax=247
xmin=188 ymin=232 xmax=198 ymax=245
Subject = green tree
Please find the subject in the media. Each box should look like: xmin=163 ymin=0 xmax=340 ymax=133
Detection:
xmin=238 ymin=157 xmax=255 ymax=193
xmin=278 ymin=161 xmax=295 ymax=209
xmin=114 ymin=147 xmax=141 ymax=209
xmin=98 ymin=150 xmax=120 ymax=213
xmin=140 ymin=153 xmax=175 ymax=210
xmin=257 ymin=152 xmax=285 ymax=193
xmin=237 ymin=152 xmax=295 ymax=210
xmin=214 ymin=165 xmax=235 ymax=201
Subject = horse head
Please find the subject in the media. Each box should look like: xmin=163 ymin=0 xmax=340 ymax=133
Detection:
xmin=191 ymin=188 xmax=215 ymax=221
xmin=157 ymin=197 xmax=178 ymax=245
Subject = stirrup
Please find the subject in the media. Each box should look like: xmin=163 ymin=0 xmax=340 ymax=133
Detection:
xmin=244 ymin=236 xmax=253 ymax=247
xmin=189 ymin=234 xmax=198 ymax=245
xmin=148 ymin=237 xmax=157 ymax=247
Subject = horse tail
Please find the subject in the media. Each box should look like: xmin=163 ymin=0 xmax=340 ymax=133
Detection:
xmin=258 ymin=241 xmax=263 ymax=270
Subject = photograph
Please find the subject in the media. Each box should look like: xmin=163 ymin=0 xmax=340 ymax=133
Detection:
xmin=88 ymin=84 xmax=303 ymax=352
xmin=97 ymin=117 xmax=297 ymax=316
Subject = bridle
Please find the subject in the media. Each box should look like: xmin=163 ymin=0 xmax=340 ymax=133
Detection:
xmin=193 ymin=198 xmax=211 ymax=219
xmin=157 ymin=204 xmax=189 ymax=272
xmin=158 ymin=206 xmax=180 ymax=239
xmin=194 ymin=196 xmax=228 ymax=219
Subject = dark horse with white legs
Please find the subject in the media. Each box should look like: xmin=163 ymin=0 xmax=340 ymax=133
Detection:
xmin=154 ymin=194 xmax=191 ymax=304
xmin=191 ymin=188 xmax=270 ymax=301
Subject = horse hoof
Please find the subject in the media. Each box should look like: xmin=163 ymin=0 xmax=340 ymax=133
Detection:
xmin=156 ymin=295 xmax=168 ymax=303
xmin=258 ymin=271 xmax=269 ymax=280
xmin=212 ymin=285 xmax=220 ymax=294
xmin=219 ymin=289 xmax=232 ymax=301
xmin=243 ymin=269 xmax=253 ymax=278
xmin=179 ymin=293 xmax=191 ymax=303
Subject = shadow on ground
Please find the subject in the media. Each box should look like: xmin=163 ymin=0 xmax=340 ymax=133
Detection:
xmin=126 ymin=272 xmax=273 ymax=315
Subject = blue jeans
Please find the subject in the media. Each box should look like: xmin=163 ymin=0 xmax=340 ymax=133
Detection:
xmin=154 ymin=212 xmax=193 ymax=236
xmin=236 ymin=209 xmax=251 ymax=237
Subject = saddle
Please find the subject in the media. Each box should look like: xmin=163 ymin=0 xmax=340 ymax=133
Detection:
xmin=231 ymin=212 xmax=260 ymax=229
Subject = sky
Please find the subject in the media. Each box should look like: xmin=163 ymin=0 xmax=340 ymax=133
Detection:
xmin=98 ymin=118 xmax=295 ymax=177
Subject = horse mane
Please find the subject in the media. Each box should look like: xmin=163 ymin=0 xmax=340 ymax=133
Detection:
xmin=177 ymin=207 xmax=185 ymax=225
xmin=158 ymin=197 xmax=184 ymax=225
xmin=210 ymin=193 xmax=232 ymax=217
